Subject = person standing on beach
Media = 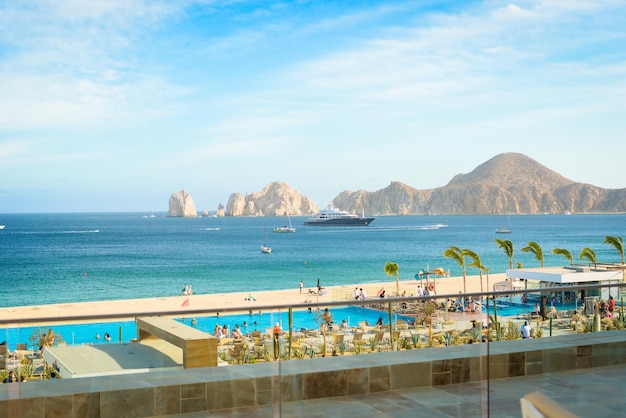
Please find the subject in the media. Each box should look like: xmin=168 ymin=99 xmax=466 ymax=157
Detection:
xmin=354 ymin=287 xmax=360 ymax=300
xmin=299 ymin=281 xmax=303 ymax=294
xmin=360 ymin=288 xmax=367 ymax=300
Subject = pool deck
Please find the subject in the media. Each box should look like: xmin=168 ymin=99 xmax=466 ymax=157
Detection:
xmin=171 ymin=363 xmax=626 ymax=417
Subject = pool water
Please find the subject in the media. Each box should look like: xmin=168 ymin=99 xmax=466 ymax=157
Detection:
xmin=1 ymin=306 xmax=408 ymax=350
xmin=490 ymin=298 xmax=579 ymax=318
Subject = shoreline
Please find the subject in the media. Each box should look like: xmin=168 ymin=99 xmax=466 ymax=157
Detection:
xmin=0 ymin=273 xmax=507 ymax=324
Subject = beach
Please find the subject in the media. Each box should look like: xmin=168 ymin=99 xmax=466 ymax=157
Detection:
xmin=0 ymin=273 xmax=507 ymax=324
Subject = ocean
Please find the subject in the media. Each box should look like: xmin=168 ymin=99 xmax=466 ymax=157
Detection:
xmin=0 ymin=212 xmax=624 ymax=309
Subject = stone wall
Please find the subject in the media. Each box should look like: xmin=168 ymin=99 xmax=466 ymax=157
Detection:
xmin=2 ymin=332 xmax=626 ymax=417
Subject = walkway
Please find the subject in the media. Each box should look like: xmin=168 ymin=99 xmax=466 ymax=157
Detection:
xmin=166 ymin=363 xmax=626 ymax=417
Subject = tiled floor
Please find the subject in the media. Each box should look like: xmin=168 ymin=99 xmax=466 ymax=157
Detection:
xmin=165 ymin=363 xmax=626 ymax=417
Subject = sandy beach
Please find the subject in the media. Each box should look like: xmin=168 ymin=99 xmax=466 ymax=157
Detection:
xmin=0 ymin=273 xmax=507 ymax=324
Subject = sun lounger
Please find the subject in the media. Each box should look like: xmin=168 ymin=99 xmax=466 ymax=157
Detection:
xmin=358 ymin=321 xmax=375 ymax=333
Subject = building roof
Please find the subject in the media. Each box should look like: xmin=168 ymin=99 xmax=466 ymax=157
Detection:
xmin=505 ymin=266 xmax=622 ymax=284
xmin=43 ymin=339 xmax=184 ymax=378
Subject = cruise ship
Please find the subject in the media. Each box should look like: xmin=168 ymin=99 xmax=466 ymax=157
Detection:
xmin=303 ymin=205 xmax=376 ymax=226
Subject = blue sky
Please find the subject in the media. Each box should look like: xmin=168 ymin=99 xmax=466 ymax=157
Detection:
xmin=1 ymin=0 xmax=625 ymax=213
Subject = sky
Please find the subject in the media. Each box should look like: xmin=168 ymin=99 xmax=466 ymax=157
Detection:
xmin=1 ymin=0 xmax=625 ymax=213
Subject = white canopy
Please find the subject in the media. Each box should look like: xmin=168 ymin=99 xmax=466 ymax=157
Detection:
xmin=505 ymin=266 xmax=621 ymax=284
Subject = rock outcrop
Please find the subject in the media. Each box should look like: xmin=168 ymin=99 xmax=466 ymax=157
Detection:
xmin=215 ymin=204 xmax=225 ymax=217
xmin=225 ymin=182 xmax=318 ymax=216
xmin=167 ymin=190 xmax=197 ymax=217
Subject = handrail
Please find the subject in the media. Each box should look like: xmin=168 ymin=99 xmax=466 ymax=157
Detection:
xmin=1 ymin=282 xmax=624 ymax=327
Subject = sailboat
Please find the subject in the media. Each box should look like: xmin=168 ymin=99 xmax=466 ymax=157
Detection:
xmin=495 ymin=214 xmax=513 ymax=234
xmin=273 ymin=212 xmax=296 ymax=233
xmin=260 ymin=224 xmax=272 ymax=253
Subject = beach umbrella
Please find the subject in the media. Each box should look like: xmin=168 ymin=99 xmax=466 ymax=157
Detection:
xmin=432 ymin=267 xmax=446 ymax=285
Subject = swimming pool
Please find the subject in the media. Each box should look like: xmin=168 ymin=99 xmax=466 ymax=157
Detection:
xmin=490 ymin=298 xmax=579 ymax=318
xmin=1 ymin=306 xmax=408 ymax=351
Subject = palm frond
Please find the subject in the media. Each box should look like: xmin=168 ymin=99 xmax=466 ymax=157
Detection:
xmin=603 ymin=235 xmax=625 ymax=264
xmin=521 ymin=241 xmax=544 ymax=267
xmin=551 ymin=248 xmax=573 ymax=266
xmin=579 ymin=247 xmax=597 ymax=265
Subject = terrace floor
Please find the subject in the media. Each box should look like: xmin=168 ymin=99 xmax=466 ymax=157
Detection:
xmin=169 ymin=362 xmax=626 ymax=417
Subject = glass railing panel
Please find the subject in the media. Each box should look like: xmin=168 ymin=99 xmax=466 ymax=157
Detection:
xmin=1 ymin=282 xmax=625 ymax=416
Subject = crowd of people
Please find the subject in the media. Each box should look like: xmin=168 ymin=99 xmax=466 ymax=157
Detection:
xmin=444 ymin=294 xmax=482 ymax=313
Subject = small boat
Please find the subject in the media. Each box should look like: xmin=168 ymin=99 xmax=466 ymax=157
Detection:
xmin=260 ymin=224 xmax=271 ymax=253
xmin=495 ymin=214 xmax=513 ymax=234
xmin=274 ymin=212 xmax=296 ymax=233
xmin=304 ymin=205 xmax=375 ymax=226
xmin=0 ymin=225 xmax=5 ymax=230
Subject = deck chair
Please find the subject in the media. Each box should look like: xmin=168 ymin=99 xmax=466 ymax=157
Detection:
xmin=395 ymin=320 xmax=408 ymax=330
xmin=350 ymin=332 xmax=368 ymax=348
xmin=331 ymin=334 xmax=344 ymax=352
xmin=371 ymin=331 xmax=390 ymax=350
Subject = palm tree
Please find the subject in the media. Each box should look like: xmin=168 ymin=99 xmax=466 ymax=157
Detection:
xmin=494 ymin=239 xmax=514 ymax=269
xmin=463 ymin=249 xmax=484 ymax=292
xmin=521 ymin=241 xmax=544 ymax=267
xmin=443 ymin=246 xmax=467 ymax=294
xmin=604 ymin=235 xmax=625 ymax=280
xmin=483 ymin=265 xmax=490 ymax=293
xmin=384 ymin=261 xmax=400 ymax=296
xmin=579 ymin=247 xmax=597 ymax=268
xmin=551 ymin=248 xmax=573 ymax=266
xmin=603 ymin=235 xmax=625 ymax=265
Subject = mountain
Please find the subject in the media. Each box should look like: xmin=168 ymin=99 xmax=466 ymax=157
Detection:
xmin=216 ymin=153 xmax=625 ymax=216
xmin=334 ymin=153 xmax=626 ymax=215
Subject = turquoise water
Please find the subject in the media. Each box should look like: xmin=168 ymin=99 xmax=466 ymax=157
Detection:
xmin=0 ymin=213 xmax=624 ymax=308
xmin=1 ymin=306 xmax=406 ymax=350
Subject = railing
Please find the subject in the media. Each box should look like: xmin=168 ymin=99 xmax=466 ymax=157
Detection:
xmin=1 ymin=282 xmax=625 ymax=417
